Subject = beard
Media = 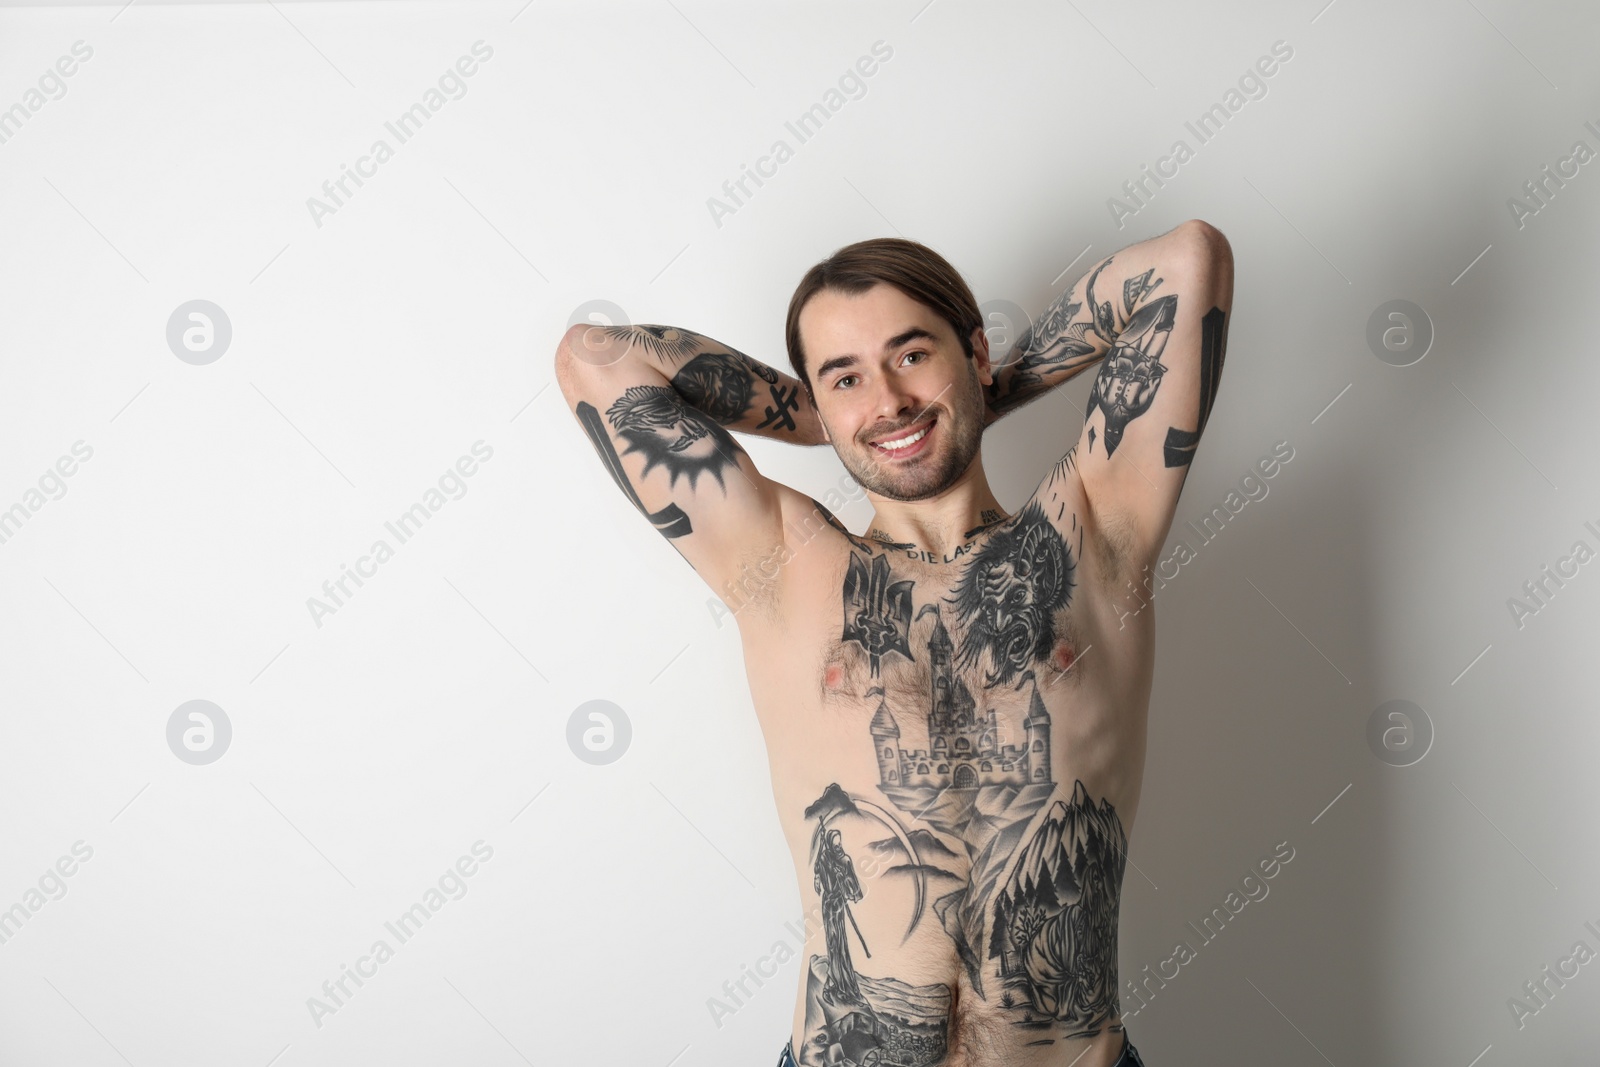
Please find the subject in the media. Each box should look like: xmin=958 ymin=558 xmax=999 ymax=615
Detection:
xmin=835 ymin=363 xmax=987 ymax=503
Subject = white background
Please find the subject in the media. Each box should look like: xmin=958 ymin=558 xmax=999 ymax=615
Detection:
xmin=1 ymin=1 xmax=1597 ymax=1064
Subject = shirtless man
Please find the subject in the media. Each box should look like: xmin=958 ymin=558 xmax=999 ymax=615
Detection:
xmin=554 ymin=218 xmax=1233 ymax=1067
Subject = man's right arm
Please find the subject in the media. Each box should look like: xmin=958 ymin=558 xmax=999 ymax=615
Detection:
xmin=552 ymin=323 xmax=816 ymax=597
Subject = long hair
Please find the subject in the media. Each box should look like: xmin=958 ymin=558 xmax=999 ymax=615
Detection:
xmin=785 ymin=237 xmax=982 ymax=401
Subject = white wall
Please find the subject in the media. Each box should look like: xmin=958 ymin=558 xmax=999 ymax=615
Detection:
xmin=1 ymin=1 xmax=1596 ymax=1064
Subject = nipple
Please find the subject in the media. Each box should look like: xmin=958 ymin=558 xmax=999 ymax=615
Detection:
xmin=824 ymin=664 xmax=845 ymax=689
xmin=1051 ymin=640 xmax=1077 ymax=673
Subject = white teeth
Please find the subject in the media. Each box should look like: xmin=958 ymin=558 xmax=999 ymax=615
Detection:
xmin=876 ymin=424 xmax=930 ymax=451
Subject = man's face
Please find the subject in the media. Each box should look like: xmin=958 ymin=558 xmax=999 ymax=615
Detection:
xmin=800 ymin=283 xmax=992 ymax=502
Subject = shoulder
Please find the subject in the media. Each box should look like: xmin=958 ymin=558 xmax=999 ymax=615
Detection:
xmin=716 ymin=485 xmax=870 ymax=625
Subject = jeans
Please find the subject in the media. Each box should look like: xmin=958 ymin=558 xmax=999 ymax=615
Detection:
xmin=777 ymin=1029 xmax=1147 ymax=1065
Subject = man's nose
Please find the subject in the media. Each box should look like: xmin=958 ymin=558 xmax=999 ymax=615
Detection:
xmin=873 ymin=375 xmax=918 ymax=421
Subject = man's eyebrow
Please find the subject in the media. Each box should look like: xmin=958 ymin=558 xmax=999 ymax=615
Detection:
xmin=814 ymin=326 xmax=939 ymax=381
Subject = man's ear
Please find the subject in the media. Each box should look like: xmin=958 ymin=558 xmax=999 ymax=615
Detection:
xmin=970 ymin=324 xmax=994 ymax=386
xmin=806 ymin=387 xmax=832 ymax=444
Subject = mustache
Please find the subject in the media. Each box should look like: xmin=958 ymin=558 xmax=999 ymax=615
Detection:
xmin=860 ymin=407 xmax=943 ymax=445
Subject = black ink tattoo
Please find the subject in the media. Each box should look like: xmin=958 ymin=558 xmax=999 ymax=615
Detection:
xmin=868 ymin=528 xmax=918 ymax=551
xmin=988 ymin=780 xmax=1127 ymax=1034
xmin=757 ymin=380 xmax=803 ymax=433
xmin=805 ymin=786 xmax=870 ymax=1003
xmin=961 ymin=509 xmax=1009 ymax=540
xmin=644 ymin=338 xmax=807 ymax=437
xmin=986 ymin=260 xmax=1108 ymax=417
xmin=594 ymin=323 xmax=702 ymax=365
xmin=843 ymin=552 xmax=916 ymax=677
xmin=575 ymin=401 xmax=692 ymax=538
xmin=816 ymin=827 xmax=866 ymax=1002
xmin=605 ymin=385 xmax=747 ymax=491
xmin=809 ymin=497 xmax=850 ymax=537
xmin=1083 ymin=264 xmax=1178 ymax=458
xmin=948 ymin=500 xmax=1076 ymax=688
xmin=1050 ymin=446 xmax=1079 ymax=481
xmin=821 ymin=530 xmax=1130 ymax=1045
xmin=1122 ymin=267 xmax=1161 ymax=317
xmin=671 ymin=351 xmax=756 ymax=426
xmin=800 ymin=783 xmax=953 ymax=1066
xmin=1162 ymin=306 xmax=1228 ymax=468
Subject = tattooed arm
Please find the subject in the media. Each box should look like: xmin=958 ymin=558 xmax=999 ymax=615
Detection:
xmin=1014 ymin=220 xmax=1235 ymax=569
xmin=565 ymin=324 xmax=826 ymax=446
xmin=554 ymin=323 xmax=819 ymax=597
xmin=985 ymin=222 xmax=1210 ymax=425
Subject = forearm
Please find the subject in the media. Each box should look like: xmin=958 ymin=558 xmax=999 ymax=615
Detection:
xmin=566 ymin=323 xmax=825 ymax=445
xmin=983 ymin=225 xmax=1186 ymax=427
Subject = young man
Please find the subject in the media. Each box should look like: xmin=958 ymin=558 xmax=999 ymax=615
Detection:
xmin=555 ymin=219 xmax=1233 ymax=1067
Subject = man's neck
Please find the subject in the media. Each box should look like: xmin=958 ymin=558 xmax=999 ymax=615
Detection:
xmin=862 ymin=458 xmax=1007 ymax=559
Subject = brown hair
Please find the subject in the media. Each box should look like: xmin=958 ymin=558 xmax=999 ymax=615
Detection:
xmin=785 ymin=237 xmax=982 ymax=400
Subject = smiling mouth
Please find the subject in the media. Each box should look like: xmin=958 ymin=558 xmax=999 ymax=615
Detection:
xmin=869 ymin=416 xmax=936 ymax=455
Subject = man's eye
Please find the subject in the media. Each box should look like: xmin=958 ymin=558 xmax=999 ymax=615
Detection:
xmin=904 ymin=350 xmax=924 ymax=364
xmin=835 ymin=375 xmax=857 ymax=389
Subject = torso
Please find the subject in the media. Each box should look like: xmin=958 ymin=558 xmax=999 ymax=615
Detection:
xmin=737 ymin=459 xmax=1155 ymax=1067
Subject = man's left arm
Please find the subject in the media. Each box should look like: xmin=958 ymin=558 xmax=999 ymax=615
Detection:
xmin=996 ymin=220 xmax=1234 ymax=568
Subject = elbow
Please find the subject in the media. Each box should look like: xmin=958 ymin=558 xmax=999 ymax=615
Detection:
xmin=553 ymin=323 xmax=599 ymax=403
xmin=555 ymin=323 xmax=587 ymax=369
xmin=555 ymin=322 xmax=623 ymax=381
xmin=1166 ymin=220 xmax=1233 ymax=306
xmin=1177 ymin=218 xmax=1232 ymax=273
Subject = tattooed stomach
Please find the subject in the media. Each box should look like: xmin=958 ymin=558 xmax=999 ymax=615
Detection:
xmin=749 ymin=534 xmax=1148 ymax=1067
xmin=782 ymin=763 xmax=1131 ymax=1067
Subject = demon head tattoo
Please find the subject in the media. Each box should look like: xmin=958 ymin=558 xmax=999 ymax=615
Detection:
xmin=948 ymin=500 xmax=1075 ymax=687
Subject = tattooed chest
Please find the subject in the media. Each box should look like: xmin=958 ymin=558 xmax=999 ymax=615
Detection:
xmin=793 ymin=507 xmax=1128 ymax=1060
xmin=820 ymin=499 xmax=1086 ymax=711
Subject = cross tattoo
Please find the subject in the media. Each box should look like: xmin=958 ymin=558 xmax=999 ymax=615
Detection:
xmin=756 ymin=383 xmax=801 ymax=432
